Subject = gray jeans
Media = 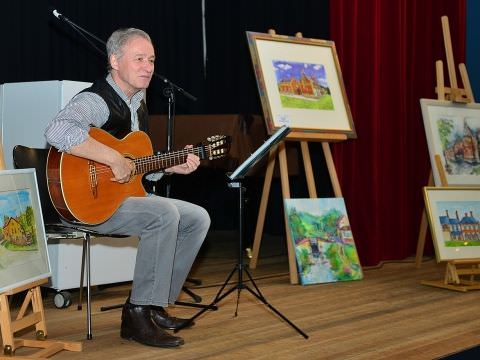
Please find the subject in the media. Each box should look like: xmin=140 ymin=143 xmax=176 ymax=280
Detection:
xmin=72 ymin=195 xmax=210 ymax=307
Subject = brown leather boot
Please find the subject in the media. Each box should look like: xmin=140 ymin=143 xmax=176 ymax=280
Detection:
xmin=151 ymin=305 xmax=194 ymax=330
xmin=121 ymin=301 xmax=184 ymax=347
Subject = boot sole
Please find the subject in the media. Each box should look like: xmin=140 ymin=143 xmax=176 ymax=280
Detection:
xmin=120 ymin=329 xmax=185 ymax=348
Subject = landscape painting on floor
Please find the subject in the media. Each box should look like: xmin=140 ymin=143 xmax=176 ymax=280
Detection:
xmin=284 ymin=198 xmax=363 ymax=285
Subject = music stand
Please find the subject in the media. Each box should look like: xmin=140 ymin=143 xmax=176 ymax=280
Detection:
xmin=176 ymin=126 xmax=308 ymax=339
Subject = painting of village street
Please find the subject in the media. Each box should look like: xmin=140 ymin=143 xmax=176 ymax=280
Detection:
xmin=0 ymin=189 xmax=39 ymax=271
xmin=273 ymin=60 xmax=333 ymax=110
xmin=284 ymin=198 xmax=363 ymax=285
xmin=435 ymin=116 xmax=480 ymax=177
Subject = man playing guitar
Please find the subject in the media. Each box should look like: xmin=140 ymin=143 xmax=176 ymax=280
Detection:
xmin=45 ymin=28 xmax=209 ymax=348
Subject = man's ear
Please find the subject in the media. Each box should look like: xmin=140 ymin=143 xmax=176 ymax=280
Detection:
xmin=110 ymin=54 xmax=119 ymax=71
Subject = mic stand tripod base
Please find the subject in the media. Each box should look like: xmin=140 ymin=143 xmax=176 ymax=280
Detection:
xmin=175 ymin=179 xmax=308 ymax=339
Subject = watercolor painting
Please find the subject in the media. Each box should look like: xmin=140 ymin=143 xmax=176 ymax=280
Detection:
xmin=284 ymin=198 xmax=363 ymax=285
xmin=437 ymin=200 xmax=480 ymax=247
xmin=0 ymin=189 xmax=39 ymax=265
xmin=247 ymin=32 xmax=356 ymax=137
xmin=423 ymin=187 xmax=480 ymax=261
xmin=421 ymin=99 xmax=480 ymax=185
xmin=0 ymin=169 xmax=50 ymax=293
xmin=434 ymin=116 xmax=480 ymax=176
xmin=0 ymin=190 xmax=38 ymax=249
xmin=273 ymin=60 xmax=333 ymax=110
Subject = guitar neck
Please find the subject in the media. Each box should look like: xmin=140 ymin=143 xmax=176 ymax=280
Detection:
xmin=133 ymin=146 xmax=206 ymax=175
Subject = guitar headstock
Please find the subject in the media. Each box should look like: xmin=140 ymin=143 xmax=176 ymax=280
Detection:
xmin=204 ymin=135 xmax=231 ymax=160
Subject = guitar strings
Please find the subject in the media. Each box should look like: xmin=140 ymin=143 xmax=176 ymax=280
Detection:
xmin=86 ymin=145 xmax=217 ymax=176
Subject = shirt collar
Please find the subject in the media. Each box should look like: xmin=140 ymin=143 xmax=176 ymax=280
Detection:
xmin=106 ymin=73 xmax=144 ymax=110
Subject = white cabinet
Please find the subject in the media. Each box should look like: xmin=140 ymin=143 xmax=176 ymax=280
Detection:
xmin=0 ymin=80 xmax=139 ymax=290
xmin=0 ymin=80 xmax=91 ymax=169
xmin=48 ymin=236 xmax=138 ymax=291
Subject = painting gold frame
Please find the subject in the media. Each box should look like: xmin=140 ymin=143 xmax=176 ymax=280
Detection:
xmin=423 ymin=186 xmax=480 ymax=262
xmin=246 ymin=31 xmax=356 ymax=137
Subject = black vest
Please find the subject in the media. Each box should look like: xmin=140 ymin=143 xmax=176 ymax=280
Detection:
xmin=82 ymin=78 xmax=149 ymax=139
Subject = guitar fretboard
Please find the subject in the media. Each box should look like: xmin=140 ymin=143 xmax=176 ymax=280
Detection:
xmin=133 ymin=146 xmax=207 ymax=174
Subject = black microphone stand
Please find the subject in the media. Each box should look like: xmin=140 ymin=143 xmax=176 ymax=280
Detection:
xmin=50 ymin=6 xmax=209 ymax=311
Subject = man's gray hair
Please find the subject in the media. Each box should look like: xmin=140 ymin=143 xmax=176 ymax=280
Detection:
xmin=106 ymin=28 xmax=152 ymax=70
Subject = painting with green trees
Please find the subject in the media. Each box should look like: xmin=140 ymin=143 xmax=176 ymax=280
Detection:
xmin=0 ymin=169 xmax=50 ymax=293
xmin=420 ymin=99 xmax=480 ymax=186
xmin=284 ymin=198 xmax=363 ymax=285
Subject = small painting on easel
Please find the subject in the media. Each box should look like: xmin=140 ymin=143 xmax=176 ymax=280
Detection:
xmin=420 ymin=99 xmax=480 ymax=186
xmin=0 ymin=169 xmax=50 ymax=293
xmin=423 ymin=187 xmax=480 ymax=261
xmin=284 ymin=198 xmax=363 ymax=285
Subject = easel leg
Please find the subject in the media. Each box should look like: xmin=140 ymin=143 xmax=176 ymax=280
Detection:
xmin=459 ymin=63 xmax=475 ymax=102
xmin=0 ymin=294 xmax=15 ymax=354
xmin=300 ymin=141 xmax=317 ymax=198
xmin=31 ymin=286 xmax=47 ymax=339
xmin=415 ymin=209 xmax=429 ymax=268
xmin=278 ymin=142 xmax=299 ymax=284
xmin=322 ymin=142 xmax=343 ymax=197
xmin=249 ymin=148 xmax=277 ymax=269
xmin=415 ymin=172 xmax=433 ymax=268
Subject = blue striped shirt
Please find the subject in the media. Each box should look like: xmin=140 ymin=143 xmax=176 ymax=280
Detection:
xmin=44 ymin=74 xmax=145 ymax=152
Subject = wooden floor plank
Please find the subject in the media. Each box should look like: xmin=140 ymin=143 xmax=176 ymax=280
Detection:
xmin=3 ymin=251 xmax=480 ymax=359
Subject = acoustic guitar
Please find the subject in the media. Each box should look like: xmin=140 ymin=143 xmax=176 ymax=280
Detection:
xmin=47 ymin=127 xmax=230 ymax=225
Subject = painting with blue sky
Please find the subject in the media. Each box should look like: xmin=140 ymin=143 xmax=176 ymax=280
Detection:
xmin=436 ymin=200 xmax=480 ymax=247
xmin=284 ymin=198 xmax=363 ymax=285
xmin=0 ymin=190 xmax=32 ymax=218
xmin=0 ymin=189 xmax=38 ymax=252
xmin=273 ymin=60 xmax=334 ymax=110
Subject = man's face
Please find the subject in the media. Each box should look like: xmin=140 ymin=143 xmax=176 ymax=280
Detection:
xmin=110 ymin=36 xmax=155 ymax=98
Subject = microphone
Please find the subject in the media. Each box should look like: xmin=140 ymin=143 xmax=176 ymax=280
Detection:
xmin=50 ymin=7 xmax=69 ymax=22
xmin=48 ymin=6 xmax=197 ymax=103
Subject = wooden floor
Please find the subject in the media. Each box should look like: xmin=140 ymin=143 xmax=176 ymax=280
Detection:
xmin=5 ymin=233 xmax=480 ymax=359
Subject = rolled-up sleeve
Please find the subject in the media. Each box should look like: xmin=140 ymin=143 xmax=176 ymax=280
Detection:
xmin=45 ymin=92 xmax=109 ymax=152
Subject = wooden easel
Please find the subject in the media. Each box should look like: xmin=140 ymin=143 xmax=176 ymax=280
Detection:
xmin=422 ymin=259 xmax=480 ymax=292
xmin=248 ymin=30 xmax=348 ymax=284
xmin=0 ymin=278 xmax=81 ymax=358
xmin=415 ymin=15 xmax=476 ymax=268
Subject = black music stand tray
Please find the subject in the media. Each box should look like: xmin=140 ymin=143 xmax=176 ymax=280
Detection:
xmin=175 ymin=126 xmax=308 ymax=339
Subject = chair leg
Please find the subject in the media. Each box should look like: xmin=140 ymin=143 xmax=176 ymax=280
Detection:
xmin=78 ymin=238 xmax=87 ymax=311
xmin=85 ymin=233 xmax=92 ymax=340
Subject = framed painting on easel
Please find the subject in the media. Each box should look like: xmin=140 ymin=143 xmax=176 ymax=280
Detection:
xmin=246 ymin=31 xmax=356 ymax=137
xmin=423 ymin=187 xmax=480 ymax=261
xmin=420 ymin=98 xmax=480 ymax=186
xmin=0 ymin=169 xmax=50 ymax=293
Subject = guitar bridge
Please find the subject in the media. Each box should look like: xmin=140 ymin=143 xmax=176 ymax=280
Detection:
xmin=88 ymin=161 xmax=98 ymax=198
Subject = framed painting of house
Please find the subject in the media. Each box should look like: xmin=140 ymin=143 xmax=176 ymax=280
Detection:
xmin=0 ymin=169 xmax=50 ymax=293
xmin=284 ymin=198 xmax=363 ymax=285
xmin=423 ymin=187 xmax=480 ymax=262
xmin=246 ymin=31 xmax=356 ymax=137
xmin=420 ymin=98 xmax=480 ymax=186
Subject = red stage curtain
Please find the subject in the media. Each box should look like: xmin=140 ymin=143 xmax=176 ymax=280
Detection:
xmin=329 ymin=0 xmax=466 ymax=265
